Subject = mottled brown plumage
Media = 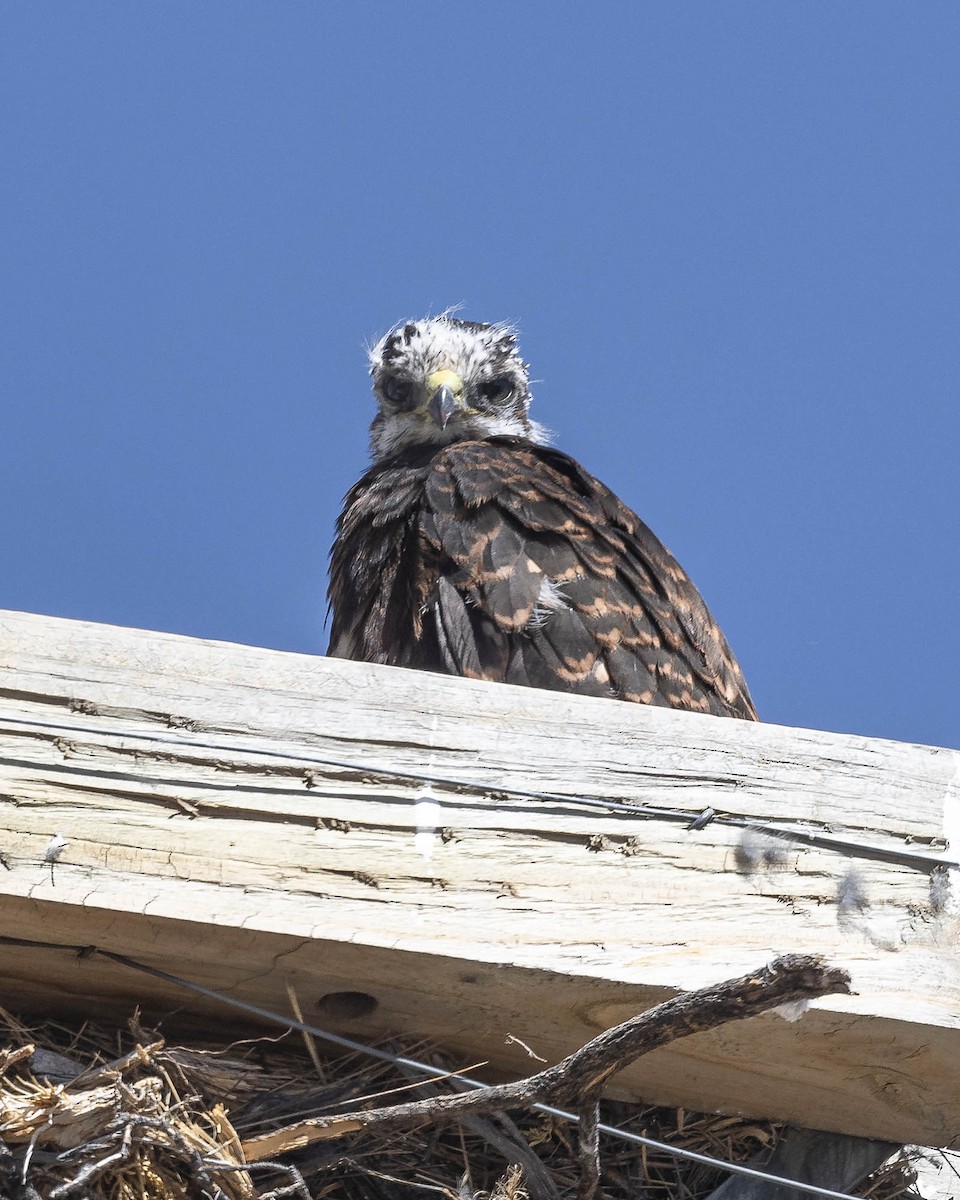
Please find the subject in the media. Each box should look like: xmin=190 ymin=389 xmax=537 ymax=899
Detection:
xmin=328 ymin=316 xmax=756 ymax=720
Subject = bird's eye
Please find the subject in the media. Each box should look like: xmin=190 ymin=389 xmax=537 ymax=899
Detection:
xmin=476 ymin=376 xmax=514 ymax=405
xmin=381 ymin=375 xmax=416 ymax=409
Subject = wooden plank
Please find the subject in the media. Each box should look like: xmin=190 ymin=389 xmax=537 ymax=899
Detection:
xmin=0 ymin=607 xmax=957 ymax=1147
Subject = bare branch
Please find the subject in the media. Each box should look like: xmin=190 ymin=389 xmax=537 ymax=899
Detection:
xmin=242 ymin=954 xmax=850 ymax=1159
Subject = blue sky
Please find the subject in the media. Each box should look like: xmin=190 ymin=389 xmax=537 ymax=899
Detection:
xmin=2 ymin=4 xmax=957 ymax=750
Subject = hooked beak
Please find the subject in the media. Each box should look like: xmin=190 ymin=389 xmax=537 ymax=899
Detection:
xmin=425 ymin=369 xmax=464 ymax=428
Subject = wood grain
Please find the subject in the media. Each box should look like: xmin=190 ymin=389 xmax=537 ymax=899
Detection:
xmin=0 ymin=608 xmax=957 ymax=1146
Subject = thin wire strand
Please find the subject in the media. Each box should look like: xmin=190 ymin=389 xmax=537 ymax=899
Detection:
xmin=101 ymin=948 xmax=876 ymax=1200
xmin=1 ymin=712 xmax=955 ymax=873
xmin=0 ymin=935 xmax=875 ymax=1200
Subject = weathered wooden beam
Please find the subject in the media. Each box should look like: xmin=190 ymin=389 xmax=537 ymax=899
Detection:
xmin=0 ymin=608 xmax=957 ymax=1146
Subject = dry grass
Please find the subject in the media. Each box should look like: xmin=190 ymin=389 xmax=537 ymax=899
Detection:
xmin=0 ymin=1008 xmax=919 ymax=1200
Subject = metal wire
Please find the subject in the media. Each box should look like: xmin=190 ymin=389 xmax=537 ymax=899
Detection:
xmin=97 ymin=947 xmax=882 ymax=1200
xmin=0 ymin=934 xmax=878 ymax=1200
xmin=1 ymin=711 xmax=955 ymax=874
xmin=0 ymin=709 xmax=939 ymax=1194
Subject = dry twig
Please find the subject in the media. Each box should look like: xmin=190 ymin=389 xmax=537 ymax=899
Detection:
xmin=241 ymin=954 xmax=850 ymax=1159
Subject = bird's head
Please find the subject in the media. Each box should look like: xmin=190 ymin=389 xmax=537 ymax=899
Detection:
xmin=367 ymin=316 xmax=549 ymax=461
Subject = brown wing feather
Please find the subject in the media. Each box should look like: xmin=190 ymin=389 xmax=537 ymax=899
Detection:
xmin=327 ymin=451 xmax=436 ymax=666
xmin=328 ymin=439 xmax=757 ymax=720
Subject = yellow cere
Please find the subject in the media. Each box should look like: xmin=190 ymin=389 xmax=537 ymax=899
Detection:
xmin=425 ymin=369 xmax=464 ymax=397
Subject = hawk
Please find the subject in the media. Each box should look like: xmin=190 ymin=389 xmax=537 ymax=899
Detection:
xmin=328 ymin=316 xmax=757 ymax=720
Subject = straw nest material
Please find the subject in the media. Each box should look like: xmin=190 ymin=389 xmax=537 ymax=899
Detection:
xmin=0 ymin=1007 xmax=920 ymax=1200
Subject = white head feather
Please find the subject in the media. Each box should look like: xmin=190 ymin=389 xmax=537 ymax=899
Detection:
xmin=367 ymin=316 xmax=551 ymax=460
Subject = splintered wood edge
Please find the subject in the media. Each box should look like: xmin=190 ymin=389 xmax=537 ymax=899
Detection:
xmin=0 ymin=608 xmax=959 ymax=1147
